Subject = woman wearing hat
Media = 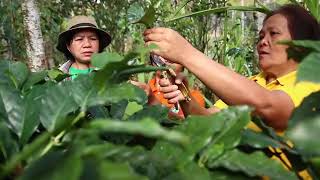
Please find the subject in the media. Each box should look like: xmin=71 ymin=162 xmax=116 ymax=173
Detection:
xmin=57 ymin=16 xmax=111 ymax=80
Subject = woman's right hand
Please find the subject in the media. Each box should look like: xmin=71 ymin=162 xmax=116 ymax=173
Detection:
xmin=159 ymin=73 xmax=188 ymax=104
xmin=143 ymin=27 xmax=196 ymax=65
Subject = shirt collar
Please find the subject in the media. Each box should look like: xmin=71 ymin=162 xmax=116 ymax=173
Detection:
xmin=251 ymin=71 xmax=297 ymax=87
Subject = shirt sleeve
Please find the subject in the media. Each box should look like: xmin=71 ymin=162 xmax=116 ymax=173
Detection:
xmin=213 ymin=99 xmax=228 ymax=109
xmin=276 ymin=81 xmax=320 ymax=107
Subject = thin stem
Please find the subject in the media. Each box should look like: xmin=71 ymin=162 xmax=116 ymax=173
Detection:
xmin=0 ymin=133 xmax=51 ymax=178
xmin=0 ymin=111 xmax=86 ymax=178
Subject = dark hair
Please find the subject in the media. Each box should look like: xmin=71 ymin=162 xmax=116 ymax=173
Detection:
xmin=64 ymin=28 xmax=103 ymax=60
xmin=264 ymin=4 xmax=320 ymax=41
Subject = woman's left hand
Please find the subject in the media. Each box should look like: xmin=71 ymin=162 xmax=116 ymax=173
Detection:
xmin=158 ymin=73 xmax=187 ymax=104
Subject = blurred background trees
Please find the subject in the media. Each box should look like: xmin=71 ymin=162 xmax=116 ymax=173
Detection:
xmin=0 ymin=0 xmax=318 ymax=102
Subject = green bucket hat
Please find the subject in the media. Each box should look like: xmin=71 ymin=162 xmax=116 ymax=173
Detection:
xmin=56 ymin=16 xmax=112 ymax=59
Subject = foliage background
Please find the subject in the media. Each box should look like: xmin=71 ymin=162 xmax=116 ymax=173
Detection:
xmin=0 ymin=0 xmax=301 ymax=103
xmin=0 ymin=0 xmax=319 ymax=179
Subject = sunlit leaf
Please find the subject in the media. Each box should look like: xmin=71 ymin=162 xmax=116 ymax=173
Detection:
xmin=91 ymin=52 xmax=123 ymax=69
xmin=123 ymin=101 xmax=143 ymax=119
xmin=88 ymin=118 xmax=189 ymax=146
xmin=48 ymin=68 xmax=69 ymax=81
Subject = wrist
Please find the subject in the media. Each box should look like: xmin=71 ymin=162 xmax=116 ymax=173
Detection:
xmin=180 ymin=46 xmax=202 ymax=67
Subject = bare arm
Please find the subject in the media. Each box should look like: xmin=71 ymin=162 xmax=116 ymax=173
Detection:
xmin=181 ymin=49 xmax=294 ymax=130
xmin=145 ymin=28 xmax=295 ymax=131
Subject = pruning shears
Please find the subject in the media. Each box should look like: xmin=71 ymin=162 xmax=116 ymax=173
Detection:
xmin=150 ymin=54 xmax=191 ymax=102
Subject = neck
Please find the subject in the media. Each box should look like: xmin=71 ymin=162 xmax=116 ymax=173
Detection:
xmin=264 ymin=60 xmax=298 ymax=84
xmin=72 ymin=61 xmax=91 ymax=70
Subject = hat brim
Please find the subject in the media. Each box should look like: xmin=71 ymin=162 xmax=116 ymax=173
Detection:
xmin=56 ymin=26 xmax=112 ymax=57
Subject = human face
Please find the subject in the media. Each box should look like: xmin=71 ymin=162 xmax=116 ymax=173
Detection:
xmin=67 ymin=29 xmax=99 ymax=64
xmin=257 ymin=14 xmax=296 ymax=76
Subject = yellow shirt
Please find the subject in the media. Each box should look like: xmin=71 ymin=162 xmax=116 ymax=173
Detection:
xmin=214 ymin=71 xmax=320 ymax=132
xmin=214 ymin=71 xmax=320 ymax=179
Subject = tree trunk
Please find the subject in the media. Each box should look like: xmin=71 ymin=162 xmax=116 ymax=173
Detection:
xmin=22 ymin=0 xmax=47 ymax=72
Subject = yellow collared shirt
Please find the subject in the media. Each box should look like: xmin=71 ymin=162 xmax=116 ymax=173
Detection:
xmin=214 ymin=70 xmax=320 ymax=132
xmin=214 ymin=71 xmax=320 ymax=179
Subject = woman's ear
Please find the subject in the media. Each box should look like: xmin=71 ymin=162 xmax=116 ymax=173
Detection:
xmin=66 ymin=44 xmax=71 ymax=53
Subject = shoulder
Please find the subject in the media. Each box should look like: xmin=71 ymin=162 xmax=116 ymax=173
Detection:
xmin=279 ymin=81 xmax=320 ymax=107
xmin=58 ymin=60 xmax=73 ymax=73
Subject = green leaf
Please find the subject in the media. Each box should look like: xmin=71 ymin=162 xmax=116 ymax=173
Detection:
xmin=165 ymin=162 xmax=212 ymax=180
xmin=93 ymin=51 xmax=138 ymax=89
xmin=282 ymin=40 xmax=320 ymax=52
xmin=103 ymin=83 xmax=148 ymax=105
xmin=22 ymin=71 xmax=47 ymax=91
xmin=286 ymin=92 xmax=320 ymax=156
xmin=87 ymin=105 xmax=110 ymax=119
xmin=48 ymin=68 xmax=69 ymax=81
xmin=251 ymin=117 xmax=288 ymax=143
xmin=91 ymin=52 xmax=123 ymax=69
xmin=240 ymin=129 xmax=289 ymax=149
xmin=70 ymin=75 xmax=147 ymax=112
xmin=127 ymin=2 xmax=145 ymax=24
xmin=127 ymin=104 xmax=169 ymax=122
xmin=211 ymin=106 xmax=251 ymax=149
xmin=198 ymin=143 xmax=225 ymax=168
xmin=123 ymin=101 xmax=143 ymax=119
xmin=0 ymin=121 xmax=19 ymax=161
xmin=199 ymin=106 xmax=251 ymax=166
xmin=210 ymin=169 xmax=250 ymax=180
xmin=81 ymin=143 xmax=145 ymax=161
xmin=304 ymin=0 xmax=320 ymax=22
xmin=0 ymin=61 xmax=10 ymax=83
xmin=289 ymin=91 xmax=320 ymax=127
xmin=88 ymin=118 xmax=189 ymax=146
xmin=207 ymin=149 xmax=296 ymax=180
xmin=133 ymin=5 xmax=156 ymax=28
xmin=152 ymin=113 xmax=225 ymax=166
xmin=99 ymin=161 xmax=147 ymax=180
xmin=297 ymin=52 xmax=320 ymax=83
xmin=69 ymin=75 xmax=101 ymax=112
xmin=109 ymin=100 xmax=128 ymax=119
xmin=19 ymin=86 xmax=46 ymax=145
xmin=7 ymin=61 xmax=29 ymax=89
xmin=116 ymin=65 xmax=167 ymax=81
xmin=0 ymin=85 xmax=24 ymax=137
xmin=39 ymin=82 xmax=78 ymax=132
xmin=21 ymin=150 xmax=82 ymax=180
